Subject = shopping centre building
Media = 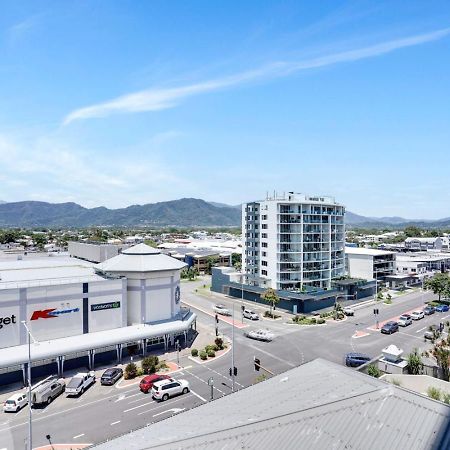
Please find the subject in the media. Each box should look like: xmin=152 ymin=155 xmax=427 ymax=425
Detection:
xmin=0 ymin=244 xmax=196 ymax=385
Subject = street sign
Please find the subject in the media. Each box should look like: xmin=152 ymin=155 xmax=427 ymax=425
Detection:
xmin=208 ymin=377 xmax=214 ymax=386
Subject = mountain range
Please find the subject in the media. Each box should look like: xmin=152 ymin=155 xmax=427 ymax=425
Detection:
xmin=0 ymin=199 xmax=448 ymax=228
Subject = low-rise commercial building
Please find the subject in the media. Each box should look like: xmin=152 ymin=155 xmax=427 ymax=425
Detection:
xmin=405 ymin=237 xmax=443 ymax=251
xmin=0 ymin=244 xmax=196 ymax=385
xmin=345 ymin=247 xmax=396 ymax=281
xmin=68 ymin=241 xmax=119 ymax=263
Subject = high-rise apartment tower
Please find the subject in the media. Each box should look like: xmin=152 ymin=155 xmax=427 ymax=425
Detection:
xmin=242 ymin=192 xmax=345 ymax=291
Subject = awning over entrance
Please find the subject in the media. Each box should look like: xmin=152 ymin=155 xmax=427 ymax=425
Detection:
xmin=0 ymin=312 xmax=196 ymax=368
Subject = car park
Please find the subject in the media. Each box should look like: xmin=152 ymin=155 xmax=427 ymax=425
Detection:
xmin=100 ymin=368 xmax=123 ymax=386
xmin=435 ymin=304 xmax=449 ymax=313
xmin=151 ymin=378 xmax=190 ymax=401
xmin=345 ymin=353 xmax=371 ymax=367
xmin=381 ymin=321 xmax=399 ymax=334
xmin=243 ymin=309 xmax=259 ymax=320
xmin=423 ymin=306 xmax=435 ymax=315
xmin=3 ymin=393 xmax=28 ymax=413
xmin=244 ymin=329 xmax=274 ymax=342
xmin=66 ymin=372 xmax=96 ymax=396
xmin=411 ymin=311 xmax=425 ymax=320
xmin=343 ymin=307 xmax=355 ymax=316
xmin=424 ymin=325 xmax=440 ymax=341
xmin=398 ymin=314 xmax=412 ymax=327
xmin=139 ymin=374 xmax=172 ymax=393
xmin=31 ymin=378 xmax=65 ymax=406
xmin=213 ymin=304 xmax=231 ymax=316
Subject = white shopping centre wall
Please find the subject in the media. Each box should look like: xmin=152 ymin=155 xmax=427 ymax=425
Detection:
xmin=0 ymin=278 xmax=126 ymax=349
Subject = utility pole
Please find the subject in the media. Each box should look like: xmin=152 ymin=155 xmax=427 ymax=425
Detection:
xmin=231 ymin=294 xmax=235 ymax=392
xmin=22 ymin=321 xmax=35 ymax=450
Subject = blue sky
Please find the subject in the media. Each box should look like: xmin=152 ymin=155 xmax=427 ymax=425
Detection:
xmin=0 ymin=1 xmax=449 ymax=218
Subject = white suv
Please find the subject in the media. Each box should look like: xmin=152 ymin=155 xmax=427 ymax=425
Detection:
xmin=243 ymin=309 xmax=259 ymax=320
xmin=151 ymin=378 xmax=190 ymax=402
xmin=3 ymin=393 xmax=28 ymax=412
xmin=411 ymin=311 xmax=424 ymax=320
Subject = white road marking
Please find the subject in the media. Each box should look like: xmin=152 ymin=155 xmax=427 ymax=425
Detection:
xmin=73 ymin=433 xmax=85 ymax=439
xmin=416 ymin=327 xmax=427 ymax=333
xmin=153 ymin=407 xmax=185 ymax=417
xmin=190 ymin=389 xmax=207 ymax=403
xmin=115 ymin=393 xmax=140 ymax=403
xmin=123 ymin=402 xmax=153 ymax=413
xmin=137 ymin=395 xmax=192 ymax=416
xmin=183 ymin=368 xmax=226 ymax=395
xmin=110 ymin=420 xmax=121 ymax=426
xmin=398 ymin=331 xmax=424 ymax=341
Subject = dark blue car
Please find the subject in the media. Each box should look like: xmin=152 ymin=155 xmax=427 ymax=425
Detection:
xmin=381 ymin=321 xmax=399 ymax=334
xmin=435 ymin=304 xmax=449 ymax=312
xmin=345 ymin=353 xmax=371 ymax=367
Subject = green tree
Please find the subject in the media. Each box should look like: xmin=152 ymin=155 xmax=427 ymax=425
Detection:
xmin=424 ymin=273 xmax=450 ymax=302
xmin=432 ymin=336 xmax=450 ymax=381
xmin=404 ymin=226 xmax=423 ymax=237
xmin=144 ymin=239 xmax=158 ymax=248
xmin=232 ymin=253 xmax=242 ymax=270
xmin=141 ymin=356 xmax=159 ymax=374
xmin=33 ymin=234 xmax=48 ymax=250
xmin=261 ymin=288 xmax=280 ymax=316
xmin=205 ymin=256 xmax=219 ymax=275
xmin=407 ymin=348 xmax=423 ymax=375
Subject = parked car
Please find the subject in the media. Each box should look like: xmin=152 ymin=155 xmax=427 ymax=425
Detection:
xmin=213 ymin=304 xmax=231 ymax=316
xmin=381 ymin=321 xmax=399 ymax=334
xmin=139 ymin=374 xmax=172 ymax=393
xmin=151 ymin=378 xmax=190 ymax=402
xmin=435 ymin=304 xmax=450 ymax=313
xmin=244 ymin=329 xmax=274 ymax=342
xmin=3 ymin=393 xmax=28 ymax=413
xmin=345 ymin=353 xmax=371 ymax=367
xmin=423 ymin=306 xmax=435 ymax=315
xmin=343 ymin=307 xmax=355 ymax=316
xmin=66 ymin=372 xmax=96 ymax=396
xmin=100 ymin=368 xmax=123 ymax=386
xmin=424 ymin=325 xmax=441 ymax=340
xmin=31 ymin=378 xmax=65 ymax=406
xmin=398 ymin=314 xmax=412 ymax=327
xmin=411 ymin=311 xmax=425 ymax=320
xmin=243 ymin=309 xmax=259 ymax=320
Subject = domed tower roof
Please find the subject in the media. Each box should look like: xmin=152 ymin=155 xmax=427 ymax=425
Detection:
xmin=96 ymin=243 xmax=186 ymax=273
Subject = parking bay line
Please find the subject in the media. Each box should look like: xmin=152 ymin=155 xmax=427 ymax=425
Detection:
xmin=416 ymin=327 xmax=427 ymax=333
xmin=73 ymin=433 xmax=85 ymax=439
xmin=110 ymin=420 xmax=121 ymax=426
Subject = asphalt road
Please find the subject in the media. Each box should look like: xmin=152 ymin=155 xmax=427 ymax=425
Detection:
xmin=0 ymin=279 xmax=445 ymax=449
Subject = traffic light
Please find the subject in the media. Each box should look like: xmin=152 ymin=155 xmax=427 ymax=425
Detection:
xmin=254 ymin=358 xmax=260 ymax=372
xmin=234 ymin=367 xmax=237 ymax=376
xmin=241 ymin=305 xmax=245 ymax=312
xmin=229 ymin=367 xmax=238 ymax=376
xmin=215 ymin=314 xmax=219 ymax=324
xmin=229 ymin=367 xmax=232 ymax=376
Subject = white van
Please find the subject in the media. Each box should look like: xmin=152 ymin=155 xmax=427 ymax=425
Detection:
xmin=32 ymin=379 xmax=65 ymax=405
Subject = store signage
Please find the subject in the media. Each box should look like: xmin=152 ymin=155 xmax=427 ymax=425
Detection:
xmin=30 ymin=308 xmax=79 ymax=321
xmin=91 ymin=301 xmax=121 ymax=312
xmin=0 ymin=314 xmax=17 ymax=329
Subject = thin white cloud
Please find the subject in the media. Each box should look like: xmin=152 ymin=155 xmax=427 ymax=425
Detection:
xmin=63 ymin=28 xmax=450 ymax=125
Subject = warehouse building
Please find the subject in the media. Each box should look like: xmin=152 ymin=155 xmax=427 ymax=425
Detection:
xmin=0 ymin=244 xmax=196 ymax=385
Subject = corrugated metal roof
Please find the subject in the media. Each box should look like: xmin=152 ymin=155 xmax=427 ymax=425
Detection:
xmin=92 ymin=359 xmax=450 ymax=450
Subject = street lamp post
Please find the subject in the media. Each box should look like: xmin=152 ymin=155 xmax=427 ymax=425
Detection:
xmin=21 ymin=321 xmax=34 ymax=450
xmin=231 ymin=288 xmax=235 ymax=392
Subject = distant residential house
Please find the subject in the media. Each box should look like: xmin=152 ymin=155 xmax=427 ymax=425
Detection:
xmin=405 ymin=237 xmax=443 ymax=251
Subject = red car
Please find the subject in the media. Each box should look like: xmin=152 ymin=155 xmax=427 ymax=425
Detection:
xmin=139 ymin=374 xmax=172 ymax=393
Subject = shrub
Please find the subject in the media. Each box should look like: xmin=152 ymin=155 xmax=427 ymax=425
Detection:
xmin=191 ymin=348 xmax=198 ymax=357
xmin=443 ymin=392 xmax=450 ymax=404
xmin=367 ymin=364 xmax=381 ymax=378
xmin=427 ymin=386 xmax=442 ymax=401
xmin=212 ymin=344 xmax=219 ymax=351
xmin=136 ymin=367 xmax=144 ymax=377
xmin=156 ymin=360 xmax=168 ymax=371
xmin=205 ymin=344 xmax=215 ymax=353
xmin=310 ymin=317 xmax=316 ymax=324
xmin=317 ymin=318 xmax=325 ymax=324
xmin=207 ymin=349 xmax=216 ymax=358
xmin=215 ymin=337 xmax=224 ymax=350
xmin=124 ymin=362 xmax=138 ymax=380
xmin=141 ymin=355 xmax=159 ymax=374
xmin=199 ymin=350 xmax=207 ymax=360
xmin=255 ymin=374 xmax=267 ymax=384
